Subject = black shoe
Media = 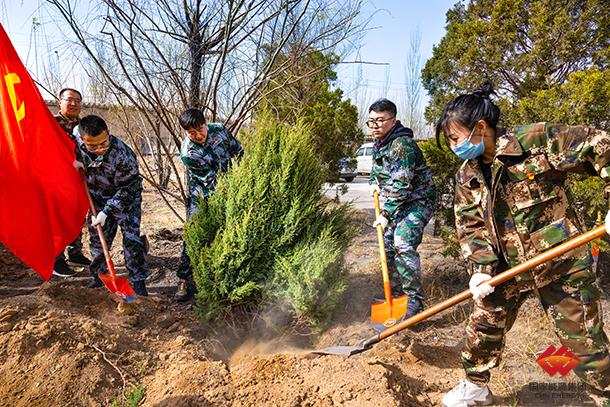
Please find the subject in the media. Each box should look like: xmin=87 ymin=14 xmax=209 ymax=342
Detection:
xmin=53 ymin=259 xmax=77 ymax=277
xmin=175 ymin=278 xmax=195 ymax=302
xmin=86 ymin=276 xmax=104 ymax=288
xmin=133 ymin=280 xmax=148 ymax=296
xmin=67 ymin=252 xmax=91 ymax=267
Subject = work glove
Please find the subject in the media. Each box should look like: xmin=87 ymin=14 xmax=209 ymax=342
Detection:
xmin=373 ymin=214 xmax=388 ymax=230
xmin=469 ymin=273 xmax=494 ymax=300
xmin=368 ymin=183 xmax=380 ymax=197
xmin=91 ymin=211 xmax=108 ymax=227
xmin=605 ymin=209 xmax=610 ymax=235
xmin=73 ymin=160 xmax=84 ymax=171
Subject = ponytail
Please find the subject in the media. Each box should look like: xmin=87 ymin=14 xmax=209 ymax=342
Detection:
xmin=435 ymin=80 xmax=501 ymax=148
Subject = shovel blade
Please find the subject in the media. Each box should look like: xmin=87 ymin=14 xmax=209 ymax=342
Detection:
xmin=99 ymin=273 xmax=137 ymax=303
xmin=312 ymin=344 xmax=368 ymax=356
xmin=371 ymin=295 xmax=408 ymax=330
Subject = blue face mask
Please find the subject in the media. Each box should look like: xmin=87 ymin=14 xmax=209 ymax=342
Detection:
xmin=451 ymin=127 xmax=484 ymax=160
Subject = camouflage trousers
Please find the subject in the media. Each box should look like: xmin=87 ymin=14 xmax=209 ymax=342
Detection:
xmin=463 ymin=268 xmax=610 ymax=393
xmin=177 ymin=195 xmax=206 ymax=280
xmin=88 ymin=198 xmax=148 ymax=282
xmin=65 ymin=230 xmax=85 ymax=258
xmin=383 ymin=200 xmax=434 ymax=302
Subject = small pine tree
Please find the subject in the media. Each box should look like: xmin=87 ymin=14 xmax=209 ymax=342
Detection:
xmin=418 ymin=137 xmax=462 ymax=240
xmin=184 ymin=118 xmax=353 ymax=326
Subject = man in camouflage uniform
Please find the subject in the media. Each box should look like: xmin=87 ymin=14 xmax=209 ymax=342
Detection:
xmin=75 ymin=115 xmax=148 ymax=296
xmin=367 ymin=99 xmax=436 ymax=317
xmin=52 ymin=88 xmax=91 ymax=277
xmin=175 ymin=108 xmax=243 ymax=302
xmin=444 ymin=122 xmax=610 ymax=405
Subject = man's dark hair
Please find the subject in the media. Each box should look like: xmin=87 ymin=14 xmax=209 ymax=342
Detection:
xmin=368 ymin=98 xmax=397 ymax=117
xmin=58 ymin=88 xmax=82 ymax=100
xmin=79 ymin=115 xmax=108 ymax=137
xmin=179 ymin=108 xmax=206 ymax=130
xmin=435 ymin=80 xmax=501 ymax=148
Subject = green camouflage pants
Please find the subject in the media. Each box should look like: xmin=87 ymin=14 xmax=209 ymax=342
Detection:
xmin=463 ymin=268 xmax=610 ymax=393
xmin=383 ymin=200 xmax=434 ymax=302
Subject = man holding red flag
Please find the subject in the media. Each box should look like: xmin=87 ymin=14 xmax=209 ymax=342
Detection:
xmin=52 ymin=87 xmax=92 ymax=277
xmin=0 ymin=23 xmax=89 ymax=281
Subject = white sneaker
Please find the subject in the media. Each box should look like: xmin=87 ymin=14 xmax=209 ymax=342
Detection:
xmin=441 ymin=379 xmax=493 ymax=407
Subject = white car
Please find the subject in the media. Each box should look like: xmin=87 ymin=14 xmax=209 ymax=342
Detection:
xmin=355 ymin=142 xmax=374 ymax=175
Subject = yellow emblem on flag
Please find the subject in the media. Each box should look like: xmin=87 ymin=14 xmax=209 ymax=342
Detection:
xmin=4 ymin=72 xmax=25 ymax=124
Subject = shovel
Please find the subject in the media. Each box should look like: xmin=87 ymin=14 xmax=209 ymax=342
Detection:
xmin=81 ymin=176 xmax=137 ymax=303
xmin=371 ymin=190 xmax=408 ymax=331
xmin=315 ymin=224 xmax=606 ymax=356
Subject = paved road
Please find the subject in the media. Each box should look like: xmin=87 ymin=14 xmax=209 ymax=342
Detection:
xmin=323 ymin=176 xmax=436 ymax=234
xmin=323 ymin=175 xmax=377 ymax=210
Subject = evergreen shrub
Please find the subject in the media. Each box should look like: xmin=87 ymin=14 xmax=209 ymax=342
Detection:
xmin=184 ymin=118 xmax=353 ymax=326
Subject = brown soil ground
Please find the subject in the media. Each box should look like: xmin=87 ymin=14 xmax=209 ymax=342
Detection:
xmin=1 ymin=189 xmax=608 ymax=406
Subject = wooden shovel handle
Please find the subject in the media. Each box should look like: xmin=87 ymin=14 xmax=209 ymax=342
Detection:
xmin=373 ymin=191 xmax=393 ymax=302
xmin=372 ymin=225 xmax=607 ymax=342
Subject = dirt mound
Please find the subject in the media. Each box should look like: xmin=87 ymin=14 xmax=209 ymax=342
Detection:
xmin=0 ymin=288 xmax=133 ymax=406
xmin=0 ymin=280 xmax=438 ymax=407
xmin=2 ymin=209 xmax=607 ymax=406
xmin=0 ymin=219 xmax=453 ymax=407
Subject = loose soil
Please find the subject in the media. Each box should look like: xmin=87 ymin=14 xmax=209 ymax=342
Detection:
xmin=1 ymin=189 xmax=608 ymax=406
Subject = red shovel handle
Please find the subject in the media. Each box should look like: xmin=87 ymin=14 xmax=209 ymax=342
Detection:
xmin=80 ymin=173 xmax=116 ymax=279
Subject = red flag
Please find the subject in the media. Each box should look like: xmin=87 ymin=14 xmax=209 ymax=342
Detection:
xmin=0 ymin=24 xmax=88 ymax=280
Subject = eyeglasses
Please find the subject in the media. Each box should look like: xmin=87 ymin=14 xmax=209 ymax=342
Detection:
xmin=60 ymin=97 xmax=82 ymax=105
xmin=366 ymin=117 xmax=395 ymax=128
xmin=84 ymin=140 xmax=109 ymax=152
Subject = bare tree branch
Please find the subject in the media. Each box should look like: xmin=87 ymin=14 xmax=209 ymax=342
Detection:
xmin=45 ymin=0 xmax=368 ymax=220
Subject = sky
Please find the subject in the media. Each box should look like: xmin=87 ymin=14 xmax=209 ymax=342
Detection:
xmin=335 ymin=0 xmax=457 ymax=115
xmin=1 ymin=0 xmax=458 ymax=119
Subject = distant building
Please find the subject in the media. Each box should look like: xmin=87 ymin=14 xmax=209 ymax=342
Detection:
xmin=45 ymin=100 xmax=175 ymax=155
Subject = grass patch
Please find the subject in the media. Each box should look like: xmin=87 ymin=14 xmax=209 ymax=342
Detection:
xmin=111 ymin=384 xmax=145 ymax=407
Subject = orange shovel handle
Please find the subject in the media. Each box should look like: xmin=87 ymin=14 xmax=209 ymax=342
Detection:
xmin=371 ymin=224 xmax=607 ymax=342
xmin=317 ymin=226 xmax=606 ymax=356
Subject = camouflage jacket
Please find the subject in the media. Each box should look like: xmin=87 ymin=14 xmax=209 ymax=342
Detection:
xmin=454 ymin=122 xmax=610 ymax=288
xmin=54 ymin=112 xmax=79 ymax=139
xmin=180 ymin=123 xmax=243 ymax=199
xmin=76 ymin=134 xmax=142 ymax=216
xmin=370 ymin=122 xmax=436 ymax=219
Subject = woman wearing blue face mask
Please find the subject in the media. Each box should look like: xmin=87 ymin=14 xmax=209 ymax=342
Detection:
xmin=435 ymin=81 xmax=610 ymax=407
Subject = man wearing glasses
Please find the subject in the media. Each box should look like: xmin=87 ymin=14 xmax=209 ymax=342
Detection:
xmin=52 ymin=88 xmax=91 ymax=277
xmin=367 ymin=99 xmax=436 ymax=319
xmin=76 ymin=115 xmax=149 ymax=296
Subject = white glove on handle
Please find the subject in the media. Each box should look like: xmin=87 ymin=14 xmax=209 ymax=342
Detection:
xmin=368 ymin=183 xmax=380 ymax=197
xmin=469 ymin=273 xmax=494 ymax=300
xmin=91 ymin=211 xmax=108 ymax=227
xmin=373 ymin=214 xmax=388 ymax=230
xmin=605 ymin=209 xmax=610 ymax=235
